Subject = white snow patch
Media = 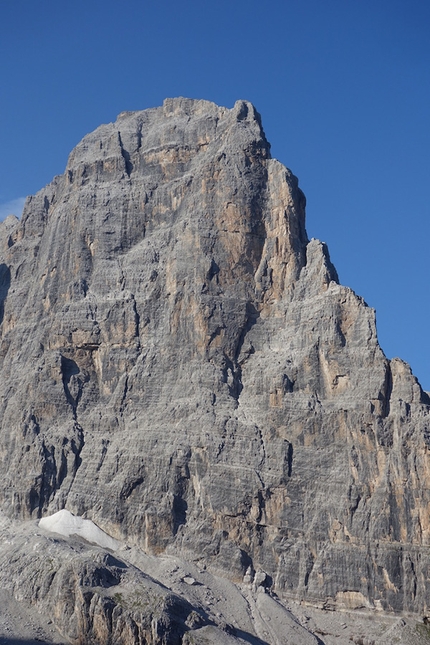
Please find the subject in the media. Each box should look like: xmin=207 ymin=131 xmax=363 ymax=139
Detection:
xmin=39 ymin=509 xmax=120 ymax=550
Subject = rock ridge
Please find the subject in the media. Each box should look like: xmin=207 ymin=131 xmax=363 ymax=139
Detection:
xmin=1 ymin=97 xmax=430 ymax=634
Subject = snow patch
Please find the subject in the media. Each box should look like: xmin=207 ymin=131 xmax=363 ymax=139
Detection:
xmin=39 ymin=509 xmax=120 ymax=550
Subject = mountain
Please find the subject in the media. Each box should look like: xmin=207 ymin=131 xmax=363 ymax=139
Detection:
xmin=0 ymin=98 xmax=429 ymax=643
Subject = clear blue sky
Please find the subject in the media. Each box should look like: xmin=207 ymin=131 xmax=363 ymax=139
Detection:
xmin=1 ymin=0 xmax=429 ymax=389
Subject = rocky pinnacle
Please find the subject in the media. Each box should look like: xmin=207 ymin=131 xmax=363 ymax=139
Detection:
xmin=1 ymin=98 xmax=430 ymax=618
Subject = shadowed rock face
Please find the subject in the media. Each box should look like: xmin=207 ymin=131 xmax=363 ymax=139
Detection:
xmin=1 ymin=98 xmax=430 ymax=616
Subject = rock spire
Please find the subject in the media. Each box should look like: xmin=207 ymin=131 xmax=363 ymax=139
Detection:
xmin=1 ymin=98 xmax=430 ymax=622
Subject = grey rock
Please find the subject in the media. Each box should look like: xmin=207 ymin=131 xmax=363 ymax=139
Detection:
xmin=1 ymin=97 xmax=430 ymax=643
xmin=0 ymin=514 xmax=321 ymax=645
xmin=0 ymin=517 xmax=202 ymax=645
xmin=182 ymin=576 xmax=197 ymax=586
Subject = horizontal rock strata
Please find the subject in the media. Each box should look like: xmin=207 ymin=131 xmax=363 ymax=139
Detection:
xmin=1 ymin=98 xmax=430 ymax=632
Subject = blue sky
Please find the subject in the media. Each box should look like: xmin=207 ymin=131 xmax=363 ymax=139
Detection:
xmin=1 ymin=0 xmax=429 ymax=389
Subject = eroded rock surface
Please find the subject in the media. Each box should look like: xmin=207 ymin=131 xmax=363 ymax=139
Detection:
xmin=1 ymin=98 xmax=430 ymax=638
xmin=0 ymin=512 xmax=428 ymax=645
xmin=0 ymin=513 xmax=321 ymax=645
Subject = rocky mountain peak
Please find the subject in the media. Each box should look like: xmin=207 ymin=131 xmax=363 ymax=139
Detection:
xmin=1 ymin=99 xmax=430 ymax=642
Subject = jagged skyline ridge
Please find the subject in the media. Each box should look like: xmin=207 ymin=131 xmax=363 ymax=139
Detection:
xmin=1 ymin=100 xmax=429 ymax=619
xmin=1 ymin=0 xmax=429 ymax=389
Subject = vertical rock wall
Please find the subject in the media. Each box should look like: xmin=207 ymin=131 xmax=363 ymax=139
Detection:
xmin=0 ymin=98 xmax=429 ymax=614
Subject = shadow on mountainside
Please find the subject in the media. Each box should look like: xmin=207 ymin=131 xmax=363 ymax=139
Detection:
xmin=0 ymin=263 xmax=11 ymax=326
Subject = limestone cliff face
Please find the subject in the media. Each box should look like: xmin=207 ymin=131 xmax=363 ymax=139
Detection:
xmin=1 ymin=98 xmax=429 ymax=615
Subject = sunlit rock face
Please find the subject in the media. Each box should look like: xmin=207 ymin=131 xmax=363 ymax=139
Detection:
xmin=1 ymin=97 xmax=430 ymax=614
